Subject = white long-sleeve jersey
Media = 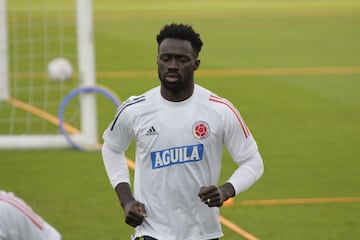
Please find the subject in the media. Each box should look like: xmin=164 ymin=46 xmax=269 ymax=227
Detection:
xmin=102 ymin=84 xmax=264 ymax=240
xmin=0 ymin=191 xmax=61 ymax=240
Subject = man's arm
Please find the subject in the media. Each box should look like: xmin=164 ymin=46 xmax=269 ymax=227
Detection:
xmin=115 ymin=183 xmax=147 ymax=227
xmin=101 ymin=143 xmax=147 ymax=227
xmin=227 ymin=150 xmax=264 ymax=195
xmin=199 ymin=151 xmax=263 ymax=207
xmin=101 ymin=142 xmax=130 ymax=188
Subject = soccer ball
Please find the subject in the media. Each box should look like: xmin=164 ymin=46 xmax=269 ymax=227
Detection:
xmin=47 ymin=57 xmax=73 ymax=81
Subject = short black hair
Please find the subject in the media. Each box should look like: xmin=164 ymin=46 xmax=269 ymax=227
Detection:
xmin=156 ymin=23 xmax=203 ymax=54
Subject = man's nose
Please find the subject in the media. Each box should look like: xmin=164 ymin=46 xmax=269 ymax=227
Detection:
xmin=168 ymin=58 xmax=179 ymax=69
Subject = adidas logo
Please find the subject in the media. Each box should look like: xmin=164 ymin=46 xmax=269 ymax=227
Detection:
xmin=146 ymin=126 xmax=158 ymax=135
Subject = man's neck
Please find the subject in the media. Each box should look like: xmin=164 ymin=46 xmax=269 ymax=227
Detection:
xmin=160 ymin=84 xmax=194 ymax=102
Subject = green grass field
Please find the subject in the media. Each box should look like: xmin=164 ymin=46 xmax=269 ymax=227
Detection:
xmin=1 ymin=0 xmax=360 ymax=239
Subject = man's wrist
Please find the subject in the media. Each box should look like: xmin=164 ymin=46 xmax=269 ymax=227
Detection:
xmin=219 ymin=182 xmax=236 ymax=200
xmin=115 ymin=182 xmax=135 ymax=209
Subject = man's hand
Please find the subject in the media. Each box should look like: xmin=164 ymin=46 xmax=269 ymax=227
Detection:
xmin=198 ymin=183 xmax=235 ymax=207
xmin=115 ymin=183 xmax=147 ymax=228
xmin=123 ymin=199 xmax=147 ymax=227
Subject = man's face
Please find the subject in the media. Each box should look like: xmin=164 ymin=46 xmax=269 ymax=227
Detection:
xmin=157 ymin=38 xmax=200 ymax=93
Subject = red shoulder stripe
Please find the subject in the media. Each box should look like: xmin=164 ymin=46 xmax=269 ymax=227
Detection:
xmin=209 ymin=95 xmax=250 ymax=138
xmin=0 ymin=195 xmax=44 ymax=230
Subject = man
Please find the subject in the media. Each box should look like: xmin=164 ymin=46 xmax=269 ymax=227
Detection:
xmin=102 ymin=23 xmax=264 ymax=240
xmin=0 ymin=190 xmax=61 ymax=240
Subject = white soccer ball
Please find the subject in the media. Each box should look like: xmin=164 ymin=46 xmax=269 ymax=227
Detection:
xmin=47 ymin=57 xmax=73 ymax=81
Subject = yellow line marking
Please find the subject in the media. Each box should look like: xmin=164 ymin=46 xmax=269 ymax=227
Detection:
xmin=199 ymin=66 xmax=360 ymax=76
xmin=220 ymin=216 xmax=259 ymax=240
xmin=223 ymin=197 xmax=235 ymax=206
xmin=12 ymin=66 xmax=360 ymax=80
xmin=94 ymin=7 xmax=360 ymax=20
xmin=8 ymin=97 xmax=79 ymax=134
xmin=7 ymin=85 xmax=121 ymax=150
xmin=125 ymin=157 xmax=135 ymax=170
xmin=96 ymin=66 xmax=360 ymax=78
xmin=237 ymin=197 xmax=360 ymax=206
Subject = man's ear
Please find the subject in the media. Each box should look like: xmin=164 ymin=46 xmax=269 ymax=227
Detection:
xmin=194 ymin=59 xmax=201 ymax=70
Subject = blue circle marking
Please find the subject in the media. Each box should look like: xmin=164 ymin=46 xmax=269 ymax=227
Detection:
xmin=58 ymin=85 xmax=120 ymax=151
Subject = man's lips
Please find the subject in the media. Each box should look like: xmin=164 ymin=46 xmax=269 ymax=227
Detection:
xmin=164 ymin=73 xmax=180 ymax=82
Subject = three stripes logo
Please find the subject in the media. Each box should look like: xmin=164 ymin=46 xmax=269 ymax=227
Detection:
xmin=146 ymin=126 xmax=158 ymax=135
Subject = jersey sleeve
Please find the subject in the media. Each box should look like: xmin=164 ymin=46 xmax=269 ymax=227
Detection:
xmin=221 ymin=100 xmax=258 ymax=162
xmin=219 ymin=98 xmax=264 ymax=194
xmin=101 ymin=142 xmax=131 ymax=188
xmin=102 ymin=98 xmax=137 ymax=152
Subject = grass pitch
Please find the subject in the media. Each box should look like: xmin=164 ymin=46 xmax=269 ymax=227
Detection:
xmin=1 ymin=1 xmax=360 ymax=239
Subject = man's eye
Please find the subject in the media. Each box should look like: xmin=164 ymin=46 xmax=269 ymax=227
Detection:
xmin=160 ymin=55 xmax=169 ymax=61
xmin=179 ymin=57 xmax=187 ymax=62
xmin=179 ymin=56 xmax=190 ymax=62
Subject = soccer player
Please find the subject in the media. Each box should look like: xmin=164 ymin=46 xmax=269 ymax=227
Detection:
xmin=0 ymin=190 xmax=61 ymax=240
xmin=102 ymin=23 xmax=264 ymax=240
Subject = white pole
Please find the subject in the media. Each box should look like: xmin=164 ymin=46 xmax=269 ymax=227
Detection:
xmin=0 ymin=0 xmax=9 ymax=101
xmin=76 ymin=0 xmax=98 ymax=147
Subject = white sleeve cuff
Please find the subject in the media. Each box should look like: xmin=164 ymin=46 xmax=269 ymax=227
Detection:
xmin=101 ymin=142 xmax=131 ymax=188
xmin=227 ymin=151 xmax=264 ymax=195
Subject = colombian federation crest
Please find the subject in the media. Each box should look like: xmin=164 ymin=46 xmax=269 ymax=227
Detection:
xmin=192 ymin=121 xmax=210 ymax=140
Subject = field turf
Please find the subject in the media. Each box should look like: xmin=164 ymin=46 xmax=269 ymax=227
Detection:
xmin=1 ymin=1 xmax=360 ymax=239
